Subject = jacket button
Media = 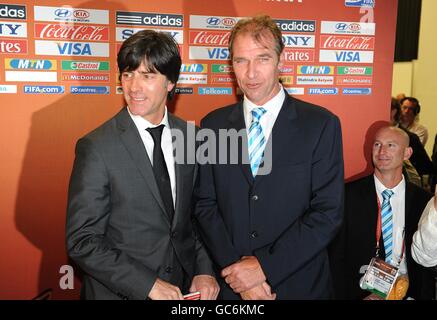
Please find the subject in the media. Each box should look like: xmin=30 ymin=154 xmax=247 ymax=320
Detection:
xmin=171 ymin=231 xmax=177 ymax=238
xmin=252 ymin=195 xmax=259 ymax=201
xmin=251 ymin=231 xmax=258 ymax=238
xmin=165 ymin=266 xmax=172 ymax=273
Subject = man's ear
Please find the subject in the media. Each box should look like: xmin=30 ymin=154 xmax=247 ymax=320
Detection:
xmin=167 ymin=81 xmax=175 ymax=92
xmin=278 ymin=51 xmax=285 ymax=70
xmin=404 ymin=146 xmax=413 ymax=161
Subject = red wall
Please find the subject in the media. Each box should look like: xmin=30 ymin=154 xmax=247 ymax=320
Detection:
xmin=0 ymin=0 xmax=397 ymax=299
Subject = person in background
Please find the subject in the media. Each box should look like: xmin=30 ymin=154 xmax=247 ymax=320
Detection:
xmin=411 ymin=187 xmax=437 ymax=269
xmin=330 ymin=126 xmax=435 ymax=300
xmin=66 ymin=30 xmax=218 ymax=300
xmin=399 ymin=97 xmax=428 ymax=146
xmin=194 ymin=15 xmax=344 ymax=300
xmin=391 ymin=98 xmax=434 ymax=187
xmin=396 ymin=93 xmax=406 ymax=104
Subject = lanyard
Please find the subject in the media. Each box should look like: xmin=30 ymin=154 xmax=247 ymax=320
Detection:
xmin=375 ymin=194 xmax=405 ymax=267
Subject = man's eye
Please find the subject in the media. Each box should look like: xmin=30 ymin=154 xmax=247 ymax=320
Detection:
xmin=122 ymin=72 xmax=133 ymax=79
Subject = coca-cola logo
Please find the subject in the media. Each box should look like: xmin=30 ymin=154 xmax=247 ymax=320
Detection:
xmin=35 ymin=23 xmax=109 ymax=41
xmin=320 ymin=35 xmax=374 ymax=50
xmin=189 ymin=31 xmax=230 ymax=46
xmin=73 ymin=10 xmax=90 ymax=19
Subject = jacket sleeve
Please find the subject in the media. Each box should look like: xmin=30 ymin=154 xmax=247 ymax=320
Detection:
xmin=411 ymin=197 xmax=437 ymax=268
xmin=66 ymin=137 xmax=157 ymax=300
xmin=254 ymin=114 xmax=344 ymax=287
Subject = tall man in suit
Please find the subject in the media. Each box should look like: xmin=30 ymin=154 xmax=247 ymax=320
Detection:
xmin=194 ymin=15 xmax=344 ymax=299
xmin=66 ymin=30 xmax=219 ymax=300
xmin=330 ymin=126 xmax=435 ymax=299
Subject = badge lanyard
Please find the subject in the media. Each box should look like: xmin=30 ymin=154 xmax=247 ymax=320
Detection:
xmin=375 ymin=194 xmax=405 ymax=268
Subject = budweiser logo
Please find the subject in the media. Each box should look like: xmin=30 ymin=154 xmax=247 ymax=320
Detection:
xmin=320 ymin=35 xmax=374 ymax=50
xmin=189 ymin=30 xmax=230 ymax=46
xmin=35 ymin=23 xmax=109 ymax=41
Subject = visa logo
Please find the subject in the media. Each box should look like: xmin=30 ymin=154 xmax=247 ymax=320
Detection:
xmin=7 ymin=59 xmax=54 ymax=70
xmin=57 ymin=42 xmax=91 ymax=55
xmin=207 ymin=47 xmax=229 ymax=59
xmin=335 ymin=51 xmax=361 ymax=62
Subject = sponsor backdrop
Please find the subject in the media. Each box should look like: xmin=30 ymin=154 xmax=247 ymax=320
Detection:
xmin=0 ymin=0 xmax=397 ymax=299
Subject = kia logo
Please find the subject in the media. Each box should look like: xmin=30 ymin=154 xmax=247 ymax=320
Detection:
xmin=73 ymin=10 xmax=90 ymax=19
xmin=349 ymin=23 xmax=361 ymax=31
xmin=207 ymin=17 xmax=220 ymax=26
xmin=335 ymin=23 xmax=348 ymax=31
xmin=222 ymin=18 xmax=236 ymax=26
xmin=54 ymin=9 xmax=72 ymax=18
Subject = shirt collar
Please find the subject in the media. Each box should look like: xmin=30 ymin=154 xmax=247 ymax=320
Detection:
xmin=374 ymin=174 xmax=406 ymax=198
xmin=127 ymin=106 xmax=170 ymax=131
xmin=243 ymin=84 xmax=285 ymax=116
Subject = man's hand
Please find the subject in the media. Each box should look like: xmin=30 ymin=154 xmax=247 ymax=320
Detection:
xmin=240 ymin=282 xmax=276 ymax=300
xmin=189 ymin=274 xmax=220 ymax=300
xmin=221 ymin=256 xmax=266 ymax=293
xmin=148 ymin=278 xmax=183 ymax=300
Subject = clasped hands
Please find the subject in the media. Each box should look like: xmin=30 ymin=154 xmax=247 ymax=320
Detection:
xmin=221 ymin=256 xmax=276 ymax=300
xmin=148 ymin=274 xmax=219 ymax=300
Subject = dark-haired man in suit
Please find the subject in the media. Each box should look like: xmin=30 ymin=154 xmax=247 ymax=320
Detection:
xmin=66 ymin=30 xmax=218 ymax=300
xmin=330 ymin=126 xmax=435 ymax=299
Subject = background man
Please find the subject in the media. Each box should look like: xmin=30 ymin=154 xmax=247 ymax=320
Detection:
xmin=330 ymin=126 xmax=435 ymax=299
xmin=399 ymin=97 xmax=428 ymax=146
xmin=194 ymin=15 xmax=344 ymax=299
xmin=66 ymin=30 xmax=218 ymax=300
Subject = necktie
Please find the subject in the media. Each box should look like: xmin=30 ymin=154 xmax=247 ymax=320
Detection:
xmin=381 ymin=189 xmax=394 ymax=263
xmin=146 ymin=125 xmax=174 ymax=219
xmin=248 ymin=107 xmax=267 ymax=177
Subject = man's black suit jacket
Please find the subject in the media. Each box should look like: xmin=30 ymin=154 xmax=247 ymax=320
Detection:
xmin=329 ymin=174 xmax=435 ymax=300
xmin=194 ymin=92 xmax=344 ymax=299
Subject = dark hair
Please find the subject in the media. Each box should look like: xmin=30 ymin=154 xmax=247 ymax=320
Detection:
xmin=400 ymin=96 xmax=421 ymax=115
xmin=228 ymin=15 xmax=284 ymax=61
xmin=391 ymin=97 xmax=400 ymax=123
xmin=117 ymin=30 xmax=181 ymax=100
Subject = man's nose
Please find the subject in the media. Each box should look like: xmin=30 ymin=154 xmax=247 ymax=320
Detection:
xmin=246 ymin=61 xmax=257 ymax=79
xmin=129 ymin=75 xmax=141 ymax=91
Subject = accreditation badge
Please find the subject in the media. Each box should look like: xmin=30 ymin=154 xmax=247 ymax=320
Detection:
xmin=359 ymin=257 xmax=399 ymax=299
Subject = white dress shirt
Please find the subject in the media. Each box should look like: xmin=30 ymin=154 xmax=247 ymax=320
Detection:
xmin=374 ymin=175 xmax=407 ymax=274
xmin=127 ymin=107 xmax=176 ymax=207
xmin=243 ymin=84 xmax=285 ymax=143
xmin=411 ymin=196 xmax=437 ymax=267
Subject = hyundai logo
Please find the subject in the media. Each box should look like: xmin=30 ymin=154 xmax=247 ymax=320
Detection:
xmin=54 ymin=8 xmax=72 ymax=18
xmin=335 ymin=23 xmax=348 ymax=31
xmin=207 ymin=17 xmax=221 ymax=26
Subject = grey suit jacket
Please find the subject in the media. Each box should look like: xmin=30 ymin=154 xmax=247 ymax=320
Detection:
xmin=66 ymin=108 xmax=214 ymax=300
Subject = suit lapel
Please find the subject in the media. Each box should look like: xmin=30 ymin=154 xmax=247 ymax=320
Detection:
xmin=362 ymin=175 xmax=379 ymax=247
xmin=227 ymin=102 xmax=254 ymax=185
xmin=254 ymin=93 xmax=298 ymax=186
xmin=115 ymin=108 xmax=171 ymax=226
xmin=404 ymin=182 xmax=414 ymax=239
xmin=168 ymin=114 xmax=186 ymax=228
